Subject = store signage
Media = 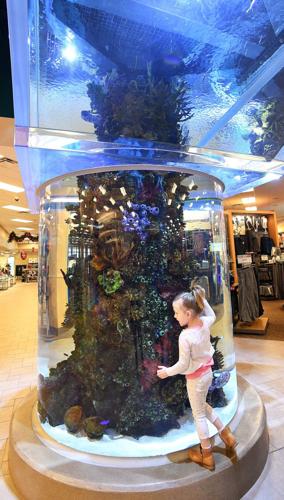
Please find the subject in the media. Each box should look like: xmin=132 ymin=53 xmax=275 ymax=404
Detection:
xmin=20 ymin=250 xmax=27 ymax=260
xmin=237 ymin=254 xmax=252 ymax=265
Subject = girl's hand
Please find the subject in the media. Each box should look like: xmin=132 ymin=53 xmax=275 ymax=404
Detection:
xmin=157 ymin=366 xmax=169 ymax=379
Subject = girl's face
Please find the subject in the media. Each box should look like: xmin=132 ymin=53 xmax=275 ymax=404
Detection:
xmin=173 ymin=299 xmax=192 ymax=327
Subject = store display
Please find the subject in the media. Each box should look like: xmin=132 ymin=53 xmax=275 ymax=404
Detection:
xmin=237 ymin=267 xmax=264 ymax=323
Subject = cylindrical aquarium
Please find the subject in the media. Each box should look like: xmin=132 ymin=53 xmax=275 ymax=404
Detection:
xmin=37 ymin=167 xmax=237 ymax=458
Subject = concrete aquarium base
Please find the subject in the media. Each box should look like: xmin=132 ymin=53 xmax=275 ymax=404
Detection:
xmin=9 ymin=376 xmax=268 ymax=500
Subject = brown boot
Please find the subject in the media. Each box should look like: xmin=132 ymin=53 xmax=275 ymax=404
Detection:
xmin=220 ymin=426 xmax=237 ymax=449
xmin=188 ymin=445 xmax=215 ymax=471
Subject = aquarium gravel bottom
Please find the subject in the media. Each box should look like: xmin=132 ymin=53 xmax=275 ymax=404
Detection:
xmin=38 ymin=369 xmax=237 ymax=458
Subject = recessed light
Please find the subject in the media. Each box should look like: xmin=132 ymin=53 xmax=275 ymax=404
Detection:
xmin=2 ymin=205 xmax=29 ymax=212
xmin=245 ymin=206 xmax=257 ymax=211
xmin=16 ymin=227 xmax=34 ymax=231
xmin=11 ymin=218 xmax=33 ymax=223
xmin=241 ymin=197 xmax=256 ymax=204
xmin=0 ymin=182 xmax=24 ymax=193
xmin=50 ymin=197 xmax=79 ymax=203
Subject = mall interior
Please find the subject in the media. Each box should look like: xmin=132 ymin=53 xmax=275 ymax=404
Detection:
xmin=1 ymin=0 xmax=284 ymax=499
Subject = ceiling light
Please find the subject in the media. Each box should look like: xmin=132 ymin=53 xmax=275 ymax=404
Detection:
xmin=11 ymin=218 xmax=33 ymax=223
xmin=241 ymin=196 xmax=256 ymax=204
xmin=2 ymin=205 xmax=29 ymax=212
xmin=50 ymin=197 xmax=79 ymax=203
xmin=171 ymin=183 xmax=177 ymax=194
xmin=109 ymin=197 xmax=115 ymax=205
xmin=62 ymin=44 xmax=78 ymax=62
xmin=168 ymin=199 xmax=172 ymax=205
xmin=245 ymin=206 xmax=257 ymax=211
xmin=120 ymin=187 xmax=127 ymax=196
xmin=0 ymin=182 xmax=24 ymax=193
xmin=16 ymin=227 xmax=34 ymax=231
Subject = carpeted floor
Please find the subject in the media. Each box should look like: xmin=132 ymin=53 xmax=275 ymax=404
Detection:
xmin=235 ymin=299 xmax=284 ymax=340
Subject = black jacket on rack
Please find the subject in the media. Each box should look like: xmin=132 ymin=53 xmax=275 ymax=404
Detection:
xmin=260 ymin=236 xmax=274 ymax=255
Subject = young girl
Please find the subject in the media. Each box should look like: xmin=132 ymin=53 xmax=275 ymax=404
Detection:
xmin=157 ymin=286 xmax=237 ymax=471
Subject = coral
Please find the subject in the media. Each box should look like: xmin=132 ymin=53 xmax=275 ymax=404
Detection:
xmin=84 ymin=68 xmax=193 ymax=144
xmin=83 ymin=417 xmax=109 ymax=439
xmin=39 ymin=170 xmax=229 ymax=439
xmin=64 ymin=405 xmax=84 ymax=433
xmin=249 ymin=98 xmax=284 ymax=160
xmin=98 ymin=269 xmax=124 ymax=295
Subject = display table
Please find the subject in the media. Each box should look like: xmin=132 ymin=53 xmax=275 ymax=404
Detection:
xmin=9 ymin=376 xmax=268 ymax=500
xmin=0 ymin=276 xmax=9 ymax=290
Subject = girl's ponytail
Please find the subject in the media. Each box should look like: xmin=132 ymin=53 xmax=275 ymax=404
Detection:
xmin=190 ymin=285 xmax=205 ymax=313
xmin=173 ymin=285 xmax=205 ymax=315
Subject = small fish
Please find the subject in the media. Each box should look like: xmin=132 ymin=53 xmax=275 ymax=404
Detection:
xmin=100 ymin=420 xmax=110 ymax=426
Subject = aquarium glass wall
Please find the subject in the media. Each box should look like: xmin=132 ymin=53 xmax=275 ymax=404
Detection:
xmin=26 ymin=0 xmax=284 ymax=159
xmin=38 ymin=168 xmax=237 ymax=458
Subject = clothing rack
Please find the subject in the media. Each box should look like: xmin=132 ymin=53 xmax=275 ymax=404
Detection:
xmin=233 ymin=264 xmax=269 ymax=335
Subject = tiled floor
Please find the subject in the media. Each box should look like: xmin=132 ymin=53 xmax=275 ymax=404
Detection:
xmin=0 ymin=282 xmax=37 ymax=499
xmin=0 ymin=283 xmax=284 ymax=499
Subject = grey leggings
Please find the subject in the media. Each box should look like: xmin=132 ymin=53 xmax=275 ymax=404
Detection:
xmin=186 ymin=370 xmax=218 ymax=440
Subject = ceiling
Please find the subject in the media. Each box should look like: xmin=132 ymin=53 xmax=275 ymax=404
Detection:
xmin=0 ymin=117 xmax=39 ymax=236
xmin=223 ymin=178 xmax=284 ymax=223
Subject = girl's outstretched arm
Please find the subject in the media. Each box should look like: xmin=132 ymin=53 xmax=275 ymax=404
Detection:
xmin=158 ymin=336 xmax=190 ymax=377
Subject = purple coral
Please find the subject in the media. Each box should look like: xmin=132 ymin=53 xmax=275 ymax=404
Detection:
xmin=121 ymin=203 xmax=159 ymax=241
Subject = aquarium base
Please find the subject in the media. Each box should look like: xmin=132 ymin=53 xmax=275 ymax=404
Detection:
xmin=9 ymin=376 xmax=268 ymax=500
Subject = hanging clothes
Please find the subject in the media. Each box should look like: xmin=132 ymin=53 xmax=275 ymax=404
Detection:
xmin=260 ymin=236 xmax=274 ymax=255
xmin=272 ymin=263 xmax=284 ymax=299
xmin=237 ymin=267 xmax=263 ymax=322
xmin=246 ymin=229 xmax=261 ymax=253
xmin=234 ymin=235 xmax=249 ymax=255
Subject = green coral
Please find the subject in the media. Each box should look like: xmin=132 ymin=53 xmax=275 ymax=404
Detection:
xmin=98 ymin=269 xmax=124 ymax=295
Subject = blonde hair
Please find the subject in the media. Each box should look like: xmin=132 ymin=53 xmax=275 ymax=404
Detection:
xmin=173 ymin=286 xmax=205 ymax=315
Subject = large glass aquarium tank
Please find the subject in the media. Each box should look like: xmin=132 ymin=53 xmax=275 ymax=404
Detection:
xmin=7 ymin=0 xmax=284 ymax=460
xmin=38 ymin=168 xmax=236 ymax=457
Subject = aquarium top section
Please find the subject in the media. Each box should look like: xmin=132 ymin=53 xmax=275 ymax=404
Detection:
xmin=7 ymin=0 xmax=284 ymax=210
